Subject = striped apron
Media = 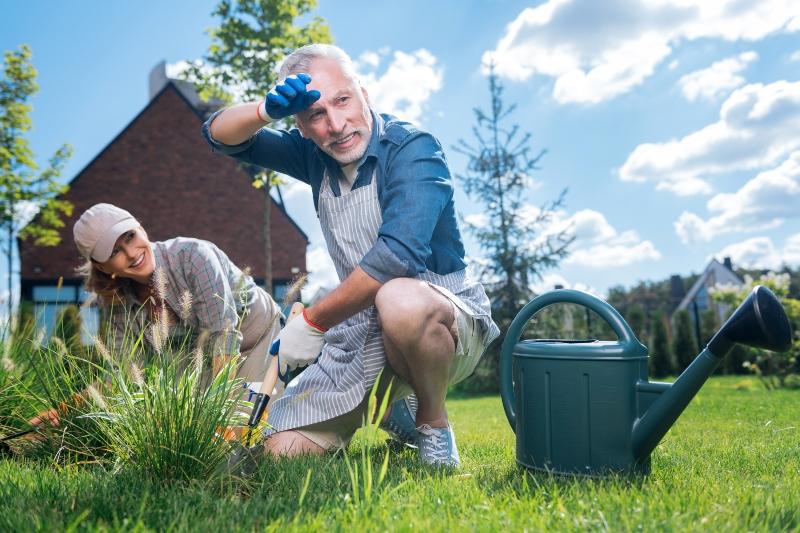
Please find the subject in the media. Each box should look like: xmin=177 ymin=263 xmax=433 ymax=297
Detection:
xmin=266 ymin=132 xmax=498 ymax=432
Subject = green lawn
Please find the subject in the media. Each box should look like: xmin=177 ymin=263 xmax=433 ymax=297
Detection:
xmin=1 ymin=376 xmax=798 ymax=532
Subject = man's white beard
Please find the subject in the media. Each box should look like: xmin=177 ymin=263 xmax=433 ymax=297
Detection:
xmin=323 ymin=133 xmax=369 ymax=166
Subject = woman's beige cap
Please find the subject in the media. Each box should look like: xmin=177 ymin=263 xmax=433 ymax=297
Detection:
xmin=73 ymin=203 xmax=140 ymax=262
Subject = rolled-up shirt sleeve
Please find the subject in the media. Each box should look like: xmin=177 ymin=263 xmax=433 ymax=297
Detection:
xmin=360 ymin=133 xmax=453 ymax=283
xmin=184 ymin=244 xmax=243 ymax=356
xmin=201 ymin=110 xmax=312 ymax=183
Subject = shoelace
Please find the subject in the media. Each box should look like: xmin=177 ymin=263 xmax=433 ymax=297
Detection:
xmin=418 ymin=425 xmax=449 ymax=458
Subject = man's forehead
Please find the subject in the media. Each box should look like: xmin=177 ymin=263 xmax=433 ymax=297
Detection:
xmin=307 ymin=58 xmax=357 ymax=88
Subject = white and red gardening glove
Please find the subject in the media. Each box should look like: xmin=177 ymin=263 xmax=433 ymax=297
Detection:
xmin=276 ymin=308 xmax=326 ymax=373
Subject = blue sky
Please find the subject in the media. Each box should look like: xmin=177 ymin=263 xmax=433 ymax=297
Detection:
xmin=2 ymin=0 xmax=800 ymax=304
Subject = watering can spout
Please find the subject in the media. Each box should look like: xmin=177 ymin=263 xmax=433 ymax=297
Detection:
xmin=632 ymin=285 xmax=792 ymax=461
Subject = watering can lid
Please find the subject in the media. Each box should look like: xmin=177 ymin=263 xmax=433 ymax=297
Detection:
xmin=513 ymin=338 xmax=648 ymax=360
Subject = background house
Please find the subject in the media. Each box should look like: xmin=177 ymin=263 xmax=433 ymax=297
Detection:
xmin=670 ymin=257 xmax=742 ymax=347
xmin=18 ymin=64 xmax=308 ymax=340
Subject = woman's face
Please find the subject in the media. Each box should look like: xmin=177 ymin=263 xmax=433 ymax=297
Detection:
xmin=96 ymin=227 xmax=155 ymax=284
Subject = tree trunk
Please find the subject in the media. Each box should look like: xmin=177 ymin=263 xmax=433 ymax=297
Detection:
xmin=264 ymin=185 xmax=272 ymax=295
xmin=7 ymin=198 xmax=13 ymax=323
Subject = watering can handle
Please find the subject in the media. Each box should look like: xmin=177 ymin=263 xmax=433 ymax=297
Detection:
xmin=500 ymin=289 xmax=640 ymax=432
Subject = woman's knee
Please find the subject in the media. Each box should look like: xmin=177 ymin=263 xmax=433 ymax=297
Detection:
xmin=263 ymin=430 xmax=326 ymax=458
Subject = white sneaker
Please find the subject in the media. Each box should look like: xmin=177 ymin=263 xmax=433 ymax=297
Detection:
xmin=416 ymin=423 xmax=460 ymax=468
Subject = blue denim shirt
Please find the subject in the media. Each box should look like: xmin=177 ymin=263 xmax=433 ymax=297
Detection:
xmin=202 ymin=110 xmax=467 ymax=283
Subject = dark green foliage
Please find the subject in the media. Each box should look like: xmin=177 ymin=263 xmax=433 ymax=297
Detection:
xmin=624 ymin=305 xmax=646 ymax=342
xmin=672 ymin=310 xmax=698 ymax=372
xmin=452 ymin=66 xmax=572 ymax=392
xmin=649 ymin=314 xmax=674 ymax=378
xmin=722 ymin=345 xmax=751 ymax=375
xmin=607 ymin=274 xmax=700 ymax=320
xmin=699 ymin=308 xmax=718 ymax=346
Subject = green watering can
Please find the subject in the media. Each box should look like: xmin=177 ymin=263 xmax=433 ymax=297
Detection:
xmin=500 ymin=285 xmax=792 ymax=476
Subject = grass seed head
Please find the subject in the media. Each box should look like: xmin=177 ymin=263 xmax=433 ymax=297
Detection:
xmin=153 ymin=267 xmax=168 ymax=301
xmin=86 ymin=383 xmax=108 ymax=411
xmin=93 ymin=336 xmax=113 ymax=365
xmin=179 ymin=290 xmax=193 ymax=321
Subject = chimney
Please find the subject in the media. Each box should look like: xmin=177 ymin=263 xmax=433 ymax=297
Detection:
xmin=149 ymin=61 xmax=169 ymax=101
xmin=723 ymin=256 xmax=733 ymax=271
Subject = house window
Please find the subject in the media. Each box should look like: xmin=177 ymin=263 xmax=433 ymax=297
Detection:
xmin=273 ymin=281 xmax=288 ymax=303
xmin=31 ymin=285 xmax=98 ymax=344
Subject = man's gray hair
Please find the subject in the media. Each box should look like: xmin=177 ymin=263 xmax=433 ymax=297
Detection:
xmin=278 ymin=44 xmax=359 ymax=81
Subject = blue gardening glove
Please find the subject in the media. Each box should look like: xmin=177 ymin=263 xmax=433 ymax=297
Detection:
xmin=265 ymin=73 xmax=321 ymax=120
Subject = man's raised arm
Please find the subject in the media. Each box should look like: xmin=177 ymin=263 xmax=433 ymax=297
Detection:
xmin=209 ymin=73 xmax=320 ymax=145
xmin=208 ymin=102 xmax=271 ymax=146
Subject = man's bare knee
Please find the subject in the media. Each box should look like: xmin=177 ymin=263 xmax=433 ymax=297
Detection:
xmin=263 ymin=430 xmax=327 ymax=458
xmin=376 ymin=280 xmax=452 ymax=338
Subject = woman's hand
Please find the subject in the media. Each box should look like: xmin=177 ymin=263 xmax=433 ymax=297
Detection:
xmin=28 ymin=405 xmax=63 ymax=428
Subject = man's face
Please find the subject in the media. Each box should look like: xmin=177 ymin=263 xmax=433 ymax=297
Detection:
xmin=296 ymin=58 xmax=373 ymax=166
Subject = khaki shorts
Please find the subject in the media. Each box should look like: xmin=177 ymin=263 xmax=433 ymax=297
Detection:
xmin=289 ymin=283 xmax=488 ymax=452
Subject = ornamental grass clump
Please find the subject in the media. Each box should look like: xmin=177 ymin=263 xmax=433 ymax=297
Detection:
xmin=86 ymin=345 xmax=248 ymax=482
xmin=4 ymin=323 xmax=110 ymax=464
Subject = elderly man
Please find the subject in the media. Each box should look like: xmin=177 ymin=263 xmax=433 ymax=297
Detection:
xmin=202 ymin=44 xmax=498 ymax=467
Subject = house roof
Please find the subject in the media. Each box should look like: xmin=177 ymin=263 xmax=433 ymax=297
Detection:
xmin=674 ymin=258 xmax=743 ymax=313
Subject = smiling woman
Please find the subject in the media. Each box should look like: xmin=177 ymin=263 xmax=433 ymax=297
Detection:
xmin=72 ymin=203 xmax=283 ymax=393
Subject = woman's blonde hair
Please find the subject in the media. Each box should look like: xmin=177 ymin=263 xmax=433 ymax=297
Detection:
xmin=76 ymin=258 xmax=131 ymax=305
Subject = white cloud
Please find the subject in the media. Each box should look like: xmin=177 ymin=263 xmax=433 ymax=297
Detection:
xmin=463 ymin=212 xmax=490 ymax=228
xmin=14 ymin=200 xmax=40 ymax=227
xmin=620 ymin=80 xmax=800 ymax=195
xmin=784 ymin=233 xmax=800 ymax=265
xmin=713 ymin=233 xmax=800 ymax=269
xmin=536 ymin=208 xmax=661 ymax=267
xmin=484 ymin=0 xmax=799 ymax=104
xmin=356 ymin=48 xmax=443 ymax=124
xmin=791 ymin=50 xmax=800 ymax=62
xmin=678 ymin=51 xmax=757 ymax=102
xmin=674 ymin=152 xmax=800 ymax=243
xmin=277 ymin=179 xmax=311 ymax=201
xmin=301 ymin=244 xmax=339 ymax=302
xmin=530 ymin=272 xmax=599 ymax=297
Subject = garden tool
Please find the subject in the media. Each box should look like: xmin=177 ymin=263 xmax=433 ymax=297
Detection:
xmin=223 ymin=302 xmax=304 ymax=475
xmin=0 ymin=427 xmax=38 ymax=458
xmin=500 ymin=285 xmax=791 ymax=476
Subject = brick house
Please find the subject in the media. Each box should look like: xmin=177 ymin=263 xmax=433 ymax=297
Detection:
xmin=19 ymin=64 xmax=308 ymax=339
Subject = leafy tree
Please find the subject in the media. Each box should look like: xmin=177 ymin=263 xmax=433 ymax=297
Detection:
xmin=181 ymin=0 xmax=331 ymax=293
xmin=710 ymin=272 xmax=799 ymax=389
xmin=453 ymin=65 xmax=573 ymax=392
xmin=624 ymin=305 xmax=646 ymax=343
xmin=649 ymin=313 xmax=674 ymax=378
xmin=671 ymin=310 xmax=697 ymax=372
xmin=1 ymin=45 xmax=72 ymax=319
